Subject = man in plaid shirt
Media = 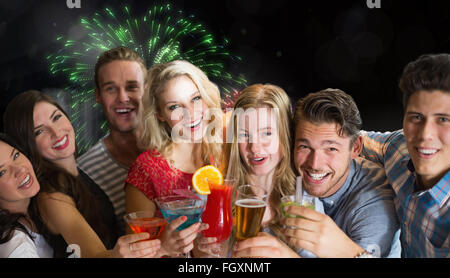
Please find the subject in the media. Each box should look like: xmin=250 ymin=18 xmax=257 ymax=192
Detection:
xmin=361 ymin=53 xmax=449 ymax=257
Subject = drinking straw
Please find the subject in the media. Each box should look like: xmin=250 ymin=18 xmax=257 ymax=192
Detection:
xmin=295 ymin=176 xmax=303 ymax=204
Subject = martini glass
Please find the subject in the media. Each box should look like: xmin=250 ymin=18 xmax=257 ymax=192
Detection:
xmin=156 ymin=195 xmax=206 ymax=257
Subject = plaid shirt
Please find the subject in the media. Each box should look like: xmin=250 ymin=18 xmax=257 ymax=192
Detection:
xmin=361 ymin=130 xmax=449 ymax=257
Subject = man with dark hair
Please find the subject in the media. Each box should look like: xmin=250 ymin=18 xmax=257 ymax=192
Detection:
xmin=284 ymin=89 xmax=400 ymax=257
xmin=361 ymin=54 xmax=449 ymax=257
xmin=77 ymin=46 xmax=147 ymax=234
xmin=235 ymin=89 xmax=401 ymax=258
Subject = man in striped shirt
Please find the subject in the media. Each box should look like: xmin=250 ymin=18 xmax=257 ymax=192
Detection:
xmin=361 ymin=53 xmax=449 ymax=257
xmin=77 ymin=47 xmax=148 ymax=235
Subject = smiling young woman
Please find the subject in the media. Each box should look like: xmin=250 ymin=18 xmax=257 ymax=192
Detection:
xmin=124 ymin=60 xmax=225 ymax=257
xmin=3 ymin=90 xmax=160 ymax=258
xmin=224 ymin=84 xmax=296 ymax=239
xmin=0 ymin=133 xmax=53 ymax=258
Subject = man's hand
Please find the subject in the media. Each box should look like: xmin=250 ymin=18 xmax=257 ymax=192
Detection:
xmin=281 ymin=206 xmax=365 ymax=258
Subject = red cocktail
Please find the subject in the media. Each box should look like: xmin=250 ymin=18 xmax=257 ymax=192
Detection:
xmin=201 ymin=180 xmax=234 ymax=242
xmin=124 ymin=211 xmax=167 ymax=239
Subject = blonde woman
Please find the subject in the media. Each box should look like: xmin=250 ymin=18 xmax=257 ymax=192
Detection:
xmin=225 ymin=84 xmax=300 ymax=258
xmin=125 ymin=60 xmax=225 ymax=257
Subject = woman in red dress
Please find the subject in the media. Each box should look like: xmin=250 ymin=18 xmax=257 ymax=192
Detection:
xmin=125 ymin=60 xmax=225 ymax=257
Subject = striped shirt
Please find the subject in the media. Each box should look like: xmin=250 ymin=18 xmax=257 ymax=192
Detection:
xmin=77 ymin=136 xmax=128 ymax=236
xmin=361 ymin=130 xmax=449 ymax=258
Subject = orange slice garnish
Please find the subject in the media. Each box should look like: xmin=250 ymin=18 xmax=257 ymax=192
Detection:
xmin=192 ymin=165 xmax=223 ymax=195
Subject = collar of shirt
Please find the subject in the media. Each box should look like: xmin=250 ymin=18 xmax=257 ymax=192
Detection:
xmin=406 ymin=159 xmax=449 ymax=208
xmin=406 ymin=159 xmax=415 ymax=172
xmin=428 ymin=171 xmax=450 ymax=208
xmin=319 ymin=159 xmax=355 ymax=213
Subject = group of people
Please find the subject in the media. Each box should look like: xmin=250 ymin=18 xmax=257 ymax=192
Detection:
xmin=0 ymin=46 xmax=448 ymax=258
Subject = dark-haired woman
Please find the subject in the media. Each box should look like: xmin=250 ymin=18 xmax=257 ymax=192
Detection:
xmin=0 ymin=133 xmax=53 ymax=258
xmin=3 ymin=90 xmax=161 ymax=258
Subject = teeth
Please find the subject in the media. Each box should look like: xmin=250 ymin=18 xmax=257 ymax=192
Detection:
xmin=53 ymin=136 xmax=67 ymax=148
xmin=253 ymin=157 xmax=264 ymax=161
xmin=186 ymin=119 xmax=201 ymax=128
xmin=19 ymin=175 xmax=30 ymax=188
xmin=308 ymin=172 xmax=328 ymax=180
xmin=418 ymin=148 xmax=437 ymax=155
xmin=116 ymin=109 xmax=131 ymax=113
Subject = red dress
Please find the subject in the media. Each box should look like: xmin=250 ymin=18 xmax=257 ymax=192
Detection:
xmin=125 ymin=150 xmax=194 ymax=215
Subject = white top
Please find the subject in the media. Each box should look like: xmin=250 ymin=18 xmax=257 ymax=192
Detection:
xmin=0 ymin=229 xmax=53 ymax=258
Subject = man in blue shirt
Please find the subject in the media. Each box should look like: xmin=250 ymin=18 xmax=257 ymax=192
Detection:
xmin=233 ymin=89 xmax=400 ymax=258
xmin=361 ymin=54 xmax=449 ymax=257
xmin=286 ymin=89 xmax=400 ymax=258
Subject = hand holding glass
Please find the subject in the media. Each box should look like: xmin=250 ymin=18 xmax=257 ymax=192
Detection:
xmin=281 ymin=195 xmax=315 ymax=218
xmin=124 ymin=211 xmax=167 ymax=239
xmin=156 ymin=195 xmax=206 ymax=257
xmin=156 ymin=195 xmax=206 ymax=230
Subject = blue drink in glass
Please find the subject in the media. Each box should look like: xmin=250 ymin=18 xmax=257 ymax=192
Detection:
xmin=161 ymin=207 xmax=204 ymax=230
xmin=156 ymin=196 xmax=206 ymax=231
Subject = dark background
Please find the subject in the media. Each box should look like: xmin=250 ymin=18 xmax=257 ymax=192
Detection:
xmin=1 ymin=0 xmax=449 ymax=134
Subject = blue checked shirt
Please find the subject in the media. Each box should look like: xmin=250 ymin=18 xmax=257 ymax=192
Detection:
xmin=361 ymin=130 xmax=450 ymax=258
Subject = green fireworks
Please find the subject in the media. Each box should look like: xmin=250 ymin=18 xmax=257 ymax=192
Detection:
xmin=47 ymin=3 xmax=246 ymax=153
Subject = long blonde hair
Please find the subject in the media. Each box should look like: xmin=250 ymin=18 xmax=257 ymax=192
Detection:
xmin=139 ymin=60 xmax=224 ymax=166
xmin=225 ymin=84 xmax=296 ymax=238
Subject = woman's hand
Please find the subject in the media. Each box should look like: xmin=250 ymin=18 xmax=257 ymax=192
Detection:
xmin=195 ymin=226 xmax=230 ymax=258
xmin=232 ymin=232 xmax=300 ymax=258
xmin=157 ymin=216 xmax=202 ymax=257
xmin=111 ymin=233 xmax=161 ymax=258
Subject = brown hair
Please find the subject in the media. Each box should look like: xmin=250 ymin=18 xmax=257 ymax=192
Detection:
xmin=399 ymin=53 xmax=450 ymax=108
xmin=94 ymin=46 xmax=147 ymax=89
xmin=3 ymin=90 xmax=72 ymax=167
xmin=0 ymin=133 xmax=35 ymax=244
xmin=293 ymin=88 xmax=362 ymax=146
xmin=3 ymin=90 xmax=111 ymax=257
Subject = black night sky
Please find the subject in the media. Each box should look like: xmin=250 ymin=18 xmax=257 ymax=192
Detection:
xmin=1 ymin=0 xmax=450 ymax=134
